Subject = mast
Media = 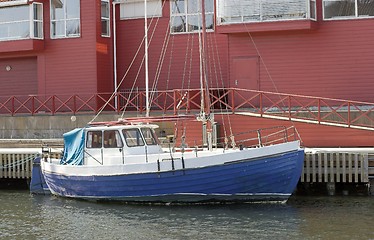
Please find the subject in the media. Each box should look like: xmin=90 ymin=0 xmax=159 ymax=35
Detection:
xmin=199 ymin=0 xmax=210 ymax=120
xmin=144 ymin=0 xmax=150 ymax=117
xmin=199 ymin=0 xmax=213 ymax=150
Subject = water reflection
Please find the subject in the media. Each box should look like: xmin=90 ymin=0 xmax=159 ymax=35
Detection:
xmin=290 ymin=196 xmax=374 ymax=240
xmin=1 ymin=191 xmax=374 ymax=240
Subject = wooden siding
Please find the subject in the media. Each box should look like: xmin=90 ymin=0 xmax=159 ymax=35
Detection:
xmin=96 ymin=0 xmax=114 ymax=94
xmin=227 ymin=18 xmax=374 ymax=102
xmin=40 ymin=0 xmax=99 ymax=95
xmin=0 ymin=57 xmax=37 ymax=96
xmin=117 ymin=0 xmax=374 ymax=103
xmin=0 ymin=39 xmax=44 ymax=53
xmin=0 ymin=0 xmax=113 ymax=96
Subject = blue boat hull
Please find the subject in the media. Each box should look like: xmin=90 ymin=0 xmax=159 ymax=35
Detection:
xmin=42 ymin=149 xmax=304 ymax=203
xmin=30 ymin=157 xmax=51 ymax=195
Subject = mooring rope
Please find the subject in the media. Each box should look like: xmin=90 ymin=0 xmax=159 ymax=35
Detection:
xmin=0 ymin=154 xmax=38 ymax=170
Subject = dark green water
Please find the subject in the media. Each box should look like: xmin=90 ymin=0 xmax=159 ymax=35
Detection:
xmin=0 ymin=190 xmax=373 ymax=240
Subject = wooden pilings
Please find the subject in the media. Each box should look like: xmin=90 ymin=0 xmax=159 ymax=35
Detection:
xmin=301 ymin=150 xmax=374 ymax=196
xmin=1 ymin=148 xmax=374 ymax=196
xmin=0 ymin=149 xmax=40 ymax=179
xmin=301 ymin=151 xmax=370 ymax=184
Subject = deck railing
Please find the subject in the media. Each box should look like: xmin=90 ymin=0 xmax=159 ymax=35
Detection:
xmin=0 ymin=88 xmax=373 ymax=130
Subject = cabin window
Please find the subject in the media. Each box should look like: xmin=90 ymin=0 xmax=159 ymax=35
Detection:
xmin=104 ymin=130 xmax=123 ymax=148
xmin=217 ymin=0 xmax=316 ymax=24
xmin=50 ymin=0 xmax=81 ymax=38
xmin=120 ymin=0 xmax=162 ymax=20
xmin=170 ymin=0 xmax=214 ymax=33
xmin=141 ymin=128 xmax=159 ymax=145
xmin=122 ymin=129 xmax=145 ymax=147
xmin=323 ymin=0 xmax=374 ymax=19
xmin=86 ymin=131 xmax=103 ymax=148
xmin=101 ymin=0 xmax=110 ymax=37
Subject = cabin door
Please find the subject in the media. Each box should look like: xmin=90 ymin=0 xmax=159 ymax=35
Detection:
xmin=231 ymin=57 xmax=259 ymax=107
xmin=85 ymin=130 xmax=124 ymax=165
xmin=102 ymin=130 xmax=124 ymax=165
xmin=85 ymin=130 xmax=104 ymax=165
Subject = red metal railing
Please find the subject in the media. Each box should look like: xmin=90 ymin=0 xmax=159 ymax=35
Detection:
xmin=0 ymin=88 xmax=373 ymax=130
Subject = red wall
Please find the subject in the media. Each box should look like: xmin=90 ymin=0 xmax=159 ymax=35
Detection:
xmin=223 ymin=115 xmax=374 ymax=148
xmin=0 ymin=57 xmax=37 ymax=96
xmin=227 ymin=20 xmax=374 ymax=102
xmin=40 ymin=0 xmax=98 ymax=95
xmin=225 ymin=1 xmax=374 ymax=102
xmin=176 ymin=114 xmax=374 ymax=148
xmin=0 ymin=0 xmax=114 ymax=96
xmin=96 ymin=0 xmax=114 ymax=94
xmin=115 ymin=1 xmax=229 ymax=91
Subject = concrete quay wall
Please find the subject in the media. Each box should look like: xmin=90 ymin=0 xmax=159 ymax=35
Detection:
xmin=0 ymin=114 xmax=124 ymax=140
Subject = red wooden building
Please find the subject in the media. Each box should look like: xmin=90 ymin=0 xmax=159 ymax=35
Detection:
xmin=0 ymin=0 xmax=373 ymax=147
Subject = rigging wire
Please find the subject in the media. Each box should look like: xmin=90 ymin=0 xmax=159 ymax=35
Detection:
xmin=90 ymin=1 xmax=166 ymax=123
xmin=209 ymin=30 xmax=233 ymax=140
xmin=149 ymin=0 xmax=172 ymax=107
xmin=91 ymin=0 xmax=297 ymax=144
xmin=243 ymin=21 xmax=297 ymax=130
xmin=223 ymin=0 xmax=297 ymax=131
xmin=120 ymin=1 xmax=166 ymax=119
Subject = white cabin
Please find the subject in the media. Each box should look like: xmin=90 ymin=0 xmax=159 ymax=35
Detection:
xmin=83 ymin=124 xmax=163 ymax=166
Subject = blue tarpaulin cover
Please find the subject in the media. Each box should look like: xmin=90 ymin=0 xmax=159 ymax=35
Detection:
xmin=61 ymin=128 xmax=85 ymax=165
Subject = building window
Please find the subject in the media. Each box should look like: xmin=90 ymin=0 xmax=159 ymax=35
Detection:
xmin=0 ymin=3 xmax=44 ymax=41
xmin=50 ymin=0 xmax=81 ymax=39
xmin=32 ymin=3 xmax=43 ymax=39
xmin=323 ymin=0 xmax=374 ymax=19
xmin=101 ymin=0 xmax=110 ymax=37
xmin=217 ymin=0 xmax=316 ymax=24
xmin=310 ymin=0 xmax=316 ymax=20
xmin=170 ymin=0 xmax=214 ymax=33
xmin=120 ymin=0 xmax=162 ymax=20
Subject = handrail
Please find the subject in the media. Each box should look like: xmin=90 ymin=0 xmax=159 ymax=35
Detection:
xmin=0 ymin=88 xmax=373 ymax=130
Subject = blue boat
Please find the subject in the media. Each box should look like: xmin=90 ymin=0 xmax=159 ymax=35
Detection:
xmin=38 ymin=0 xmax=303 ymax=203
xmin=40 ymin=121 xmax=304 ymax=204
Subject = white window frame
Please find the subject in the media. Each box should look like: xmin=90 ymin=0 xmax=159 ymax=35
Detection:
xmin=0 ymin=0 xmax=28 ymax=7
xmin=101 ymin=0 xmax=110 ymax=37
xmin=120 ymin=0 xmax=162 ymax=20
xmin=31 ymin=2 xmax=43 ymax=39
xmin=50 ymin=0 xmax=81 ymax=39
xmin=309 ymin=0 xmax=317 ymax=20
xmin=0 ymin=3 xmax=44 ymax=41
xmin=170 ymin=0 xmax=214 ymax=34
xmin=323 ymin=0 xmax=374 ymax=20
xmin=216 ymin=0 xmax=316 ymax=25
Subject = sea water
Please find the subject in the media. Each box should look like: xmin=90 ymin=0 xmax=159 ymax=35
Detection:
xmin=0 ymin=190 xmax=373 ymax=240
